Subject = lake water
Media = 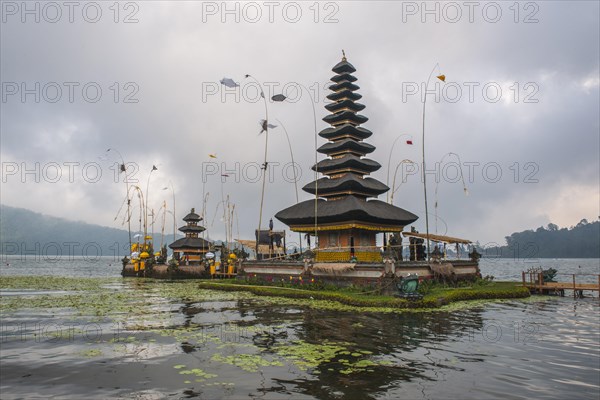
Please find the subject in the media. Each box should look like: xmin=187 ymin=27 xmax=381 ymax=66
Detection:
xmin=1 ymin=255 xmax=599 ymax=281
xmin=0 ymin=258 xmax=599 ymax=399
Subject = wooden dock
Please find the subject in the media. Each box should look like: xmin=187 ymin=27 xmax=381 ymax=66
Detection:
xmin=522 ymin=271 xmax=600 ymax=298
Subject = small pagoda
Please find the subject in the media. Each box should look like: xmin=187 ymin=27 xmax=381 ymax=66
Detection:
xmin=169 ymin=208 xmax=211 ymax=265
xmin=275 ymin=54 xmax=418 ymax=262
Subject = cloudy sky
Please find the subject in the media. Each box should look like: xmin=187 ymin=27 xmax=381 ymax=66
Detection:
xmin=1 ymin=1 xmax=599 ymax=247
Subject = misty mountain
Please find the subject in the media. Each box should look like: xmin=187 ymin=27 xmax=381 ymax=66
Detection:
xmin=478 ymin=219 xmax=600 ymax=259
xmin=2 ymin=205 xmax=598 ymax=259
xmin=0 ymin=204 xmax=180 ymax=257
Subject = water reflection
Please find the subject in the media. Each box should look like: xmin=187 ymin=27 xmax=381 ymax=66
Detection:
xmin=1 ymin=278 xmax=598 ymax=400
xmin=241 ymin=306 xmax=486 ymax=399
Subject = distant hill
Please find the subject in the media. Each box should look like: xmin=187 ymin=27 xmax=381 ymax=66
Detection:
xmin=2 ymin=205 xmax=598 ymax=259
xmin=478 ymin=219 xmax=600 ymax=259
xmin=0 ymin=204 xmax=179 ymax=258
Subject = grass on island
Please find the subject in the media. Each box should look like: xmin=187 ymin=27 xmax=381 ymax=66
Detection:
xmin=196 ymin=279 xmax=530 ymax=310
xmin=0 ymin=275 xmax=530 ymax=314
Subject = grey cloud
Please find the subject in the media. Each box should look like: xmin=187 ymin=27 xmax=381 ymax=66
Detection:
xmin=1 ymin=1 xmax=598 ymax=245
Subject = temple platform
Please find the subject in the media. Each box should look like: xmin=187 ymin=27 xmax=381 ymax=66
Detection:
xmin=240 ymin=259 xmax=480 ymax=290
xmin=119 ymin=258 xmax=479 ymax=286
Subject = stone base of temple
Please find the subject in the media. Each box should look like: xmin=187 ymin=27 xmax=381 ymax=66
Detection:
xmin=239 ymin=259 xmax=480 ymax=294
xmin=121 ymin=263 xmax=207 ymax=279
xmin=119 ymin=259 xmax=480 ymax=289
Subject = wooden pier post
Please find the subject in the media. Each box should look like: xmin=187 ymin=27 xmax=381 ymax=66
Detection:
xmin=573 ymin=274 xmax=576 ymax=298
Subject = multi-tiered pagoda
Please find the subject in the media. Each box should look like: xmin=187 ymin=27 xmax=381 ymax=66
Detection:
xmin=275 ymin=54 xmax=418 ymax=262
xmin=169 ymin=208 xmax=211 ymax=265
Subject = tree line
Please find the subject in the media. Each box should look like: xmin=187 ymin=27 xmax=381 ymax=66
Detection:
xmin=477 ymin=219 xmax=600 ymax=259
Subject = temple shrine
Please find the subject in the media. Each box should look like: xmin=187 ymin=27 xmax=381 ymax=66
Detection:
xmin=275 ymin=54 xmax=419 ymax=262
xmin=241 ymin=54 xmax=480 ymax=284
xmin=169 ymin=208 xmax=211 ymax=265
xmin=121 ymin=53 xmax=480 ymax=283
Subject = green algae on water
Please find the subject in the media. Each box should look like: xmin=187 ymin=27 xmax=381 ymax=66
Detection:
xmin=0 ymin=276 xmax=119 ymax=291
xmin=178 ymin=368 xmax=218 ymax=381
xmin=79 ymin=348 xmax=103 ymax=358
xmin=274 ymin=340 xmax=397 ymax=375
xmin=211 ymin=353 xmax=283 ymax=372
xmin=274 ymin=340 xmax=349 ymax=370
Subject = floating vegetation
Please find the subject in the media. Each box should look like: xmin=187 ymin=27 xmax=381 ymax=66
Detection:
xmin=79 ymin=349 xmax=103 ymax=358
xmin=1 ymin=273 xmax=576 ymax=400
xmin=0 ymin=287 xmax=147 ymax=317
xmin=0 ymin=274 xmax=540 ymax=383
xmin=178 ymin=368 xmax=218 ymax=381
xmin=205 ymin=382 xmax=235 ymax=387
xmin=154 ymin=325 xmax=222 ymax=347
xmin=0 ymin=277 xmax=251 ymax=320
xmin=217 ymin=343 xmax=256 ymax=349
xmin=273 ymin=340 xmax=396 ymax=375
xmin=149 ymin=280 xmax=254 ymax=303
xmin=197 ymin=281 xmax=531 ymax=313
xmin=211 ymin=353 xmax=283 ymax=372
xmin=1 ymin=276 xmax=534 ymax=321
xmin=274 ymin=340 xmax=349 ymax=371
xmin=0 ymin=276 xmax=119 ymax=291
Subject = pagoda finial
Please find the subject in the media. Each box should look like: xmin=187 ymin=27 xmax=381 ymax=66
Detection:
xmin=342 ymin=49 xmax=346 ymax=61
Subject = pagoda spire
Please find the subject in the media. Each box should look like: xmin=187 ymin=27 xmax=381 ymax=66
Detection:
xmin=308 ymin=53 xmax=384 ymax=199
xmin=275 ymin=55 xmax=418 ymax=262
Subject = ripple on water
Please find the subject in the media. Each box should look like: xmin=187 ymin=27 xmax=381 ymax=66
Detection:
xmin=0 ymin=278 xmax=599 ymax=399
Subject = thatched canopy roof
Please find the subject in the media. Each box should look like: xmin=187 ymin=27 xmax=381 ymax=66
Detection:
xmin=332 ymin=58 xmax=356 ymax=74
xmin=276 ymin=195 xmax=418 ymax=230
xmin=313 ymin=154 xmax=380 ymax=174
xmin=318 ymin=139 xmax=375 ymax=157
xmin=235 ymin=239 xmax=285 ymax=255
xmin=403 ymin=232 xmax=472 ymax=244
xmin=330 ymin=72 xmax=357 ymax=83
xmin=325 ymin=99 xmax=365 ymax=113
xmin=328 ymin=81 xmax=360 ymax=92
xmin=169 ymin=237 xmax=211 ymax=250
xmin=183 ymin=208 xmax=202 ymax=222
xmin=326 ymin=90 xmax=362 ymax=102
xmin=323 ymin=110 xmax=368 ymax=126
xmin=318 ymin=125 xmax=373 ymax=141
xmin=179 ymin=225 xmax=206 ymax=233
xmin=303 ymin=175 xmax=388 ymax=197
xmin=319 ymin=124 xmax=373 ymax=140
